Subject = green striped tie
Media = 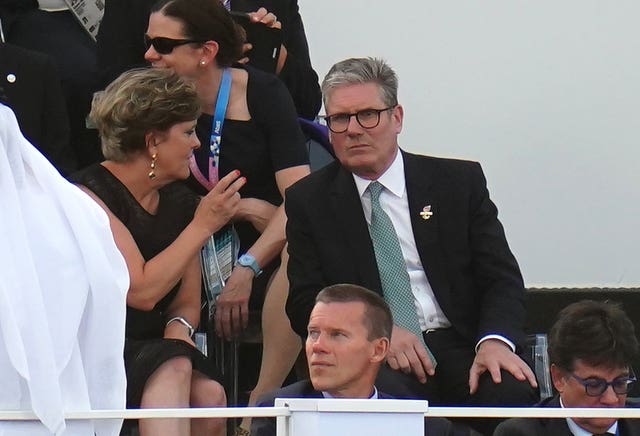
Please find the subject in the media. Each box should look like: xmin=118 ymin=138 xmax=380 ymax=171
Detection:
xmin=368 ymin=181 xmax=437 ymax=367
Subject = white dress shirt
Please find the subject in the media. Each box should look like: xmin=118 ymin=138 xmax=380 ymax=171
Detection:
xmin=560 ymin=398 xmax=618 ymax=436
xmin=323 ymin=386 xmax=379 ymax=399
xmin=352 ymin=150 xmax=450 ymax=331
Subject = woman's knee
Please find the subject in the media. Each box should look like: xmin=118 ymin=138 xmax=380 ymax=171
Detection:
xmin=191 ymin=374 xmax=226 ymax=408
xmin=155 ymin=356 xmax=193 ymax=385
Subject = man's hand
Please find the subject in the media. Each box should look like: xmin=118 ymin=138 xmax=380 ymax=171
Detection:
xmin=387 ymin=325 xmax=435 ymax=383
xmin=214 ymin=266 xmax=254 ymax=339
xmin=469 ymin=339 xmax=538 ymax=394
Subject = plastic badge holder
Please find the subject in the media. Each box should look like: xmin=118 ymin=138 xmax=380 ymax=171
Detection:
xmin=200 ymin=225 xmax=240 ymax=320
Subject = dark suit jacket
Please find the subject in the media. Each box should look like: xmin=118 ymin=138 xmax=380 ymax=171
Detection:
xmin=285 ymin=150 xmax=526 ymax=349
xmin=0 ymin=43 xmax=76 ymax=176
xmin=96 ymin=0 xmax=321 ymax=119
xmin=251 ymin=379 xmax=479 ymax=436
xmin=493 ymin=395 xmax=640 ymax=435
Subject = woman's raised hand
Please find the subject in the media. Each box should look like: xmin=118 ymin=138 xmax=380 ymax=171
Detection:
xmin=193 ymin=170 xmax=246 ymax=235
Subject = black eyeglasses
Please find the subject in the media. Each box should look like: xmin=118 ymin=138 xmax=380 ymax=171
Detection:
xmin=323 ymin=106 xmax=395 ymax=133
xmin=144 ymin=35 xmax=206 ymax=55
xmin=569 ymin=370 xmax=636 ymax=397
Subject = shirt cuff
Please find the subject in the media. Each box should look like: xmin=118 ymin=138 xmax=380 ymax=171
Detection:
xmin=475 ymin=334 xmax=516 ymax=353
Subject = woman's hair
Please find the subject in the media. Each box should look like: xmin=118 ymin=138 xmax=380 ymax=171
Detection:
xmin=321 ymin=57 xmax=399 ymax=109
xmin=151 ymin=0 xmax=244 ymax=67
xmin=90 ymin=68 xmax=200 ymax=162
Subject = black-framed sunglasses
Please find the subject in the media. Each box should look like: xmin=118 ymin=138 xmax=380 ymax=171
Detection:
xmin=144 ymin=35 xmax=206 ymax=55
xmin=569 ymin=369 xmax=636 ymax=397
xmin=322 ymin=106 xmax=396 ymax=133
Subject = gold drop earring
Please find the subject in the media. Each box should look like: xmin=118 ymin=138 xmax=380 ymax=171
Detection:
xmin=148 ymin=153 xmax=157 ymax=179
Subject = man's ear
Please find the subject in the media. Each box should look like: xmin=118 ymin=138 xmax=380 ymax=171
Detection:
xmin=393 ymin=104 xmax=404 ymax=134
xmin=550 ymin=364 xmax=567 ymax=393
xmin=370 ymin=337 xmax=390 ymax=363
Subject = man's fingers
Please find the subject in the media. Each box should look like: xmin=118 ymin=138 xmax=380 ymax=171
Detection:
xmin=387 ymin=356 xmax=400 ymax=371
xmin=394 ymin=352 xmax=412 ymax=374
xmin=487 ymin=361 xmax=503 ymax=384
xmin=413 ymin=343 xmax=436 ymax=377
xmin=406 ymin=351 xmax=427 ymax=383
xmin=509 ymin=360 xmax=538 ymax=388
xmin=468 ymin=365 xmax=480 ymax=394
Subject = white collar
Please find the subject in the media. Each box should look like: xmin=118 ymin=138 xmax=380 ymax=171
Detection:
xmin=353 ymin=149 xmax=405 ymax=199
xmin=560 ymin=397 xmax=618 ymax=436
xmin=322 ymin=386 xmax=379 ymax=399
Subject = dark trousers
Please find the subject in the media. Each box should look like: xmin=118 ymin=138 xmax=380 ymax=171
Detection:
xmin=375 ymin=328 xmax=538 ymax=435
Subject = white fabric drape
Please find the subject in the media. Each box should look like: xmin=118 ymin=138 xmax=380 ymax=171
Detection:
xmin=0 ymin=104 xmax=129 ymax=436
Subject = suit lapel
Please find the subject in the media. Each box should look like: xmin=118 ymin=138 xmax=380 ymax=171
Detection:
xmin=403 ymin=152 xmax=451 ymax=303
xmin=540 ymin=396 xmax=572 ymax=435
xmin=329 ymin=166 xmax=382 ymax=294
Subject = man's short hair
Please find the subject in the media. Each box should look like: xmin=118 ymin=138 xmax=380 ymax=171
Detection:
xmin=321 ymin=57 xmax=398 ymax=109
xmin=315 ymin=284 xmax=393 ymax=341
xmin=548 ymin=299 xmax=639 ymax=371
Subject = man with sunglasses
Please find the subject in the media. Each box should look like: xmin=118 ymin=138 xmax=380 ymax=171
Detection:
xmin=495 ymin=300 xmax=640 ymax=436
xmin=285 ymin=57 xmax=537 ymax=435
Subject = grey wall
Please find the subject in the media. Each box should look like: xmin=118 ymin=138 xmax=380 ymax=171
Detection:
xmin=299 ymin=0 xmax=640 ymax=287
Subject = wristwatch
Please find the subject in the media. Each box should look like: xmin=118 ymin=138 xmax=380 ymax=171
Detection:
xmin=236 ymin=253 xmax=263 ymax=277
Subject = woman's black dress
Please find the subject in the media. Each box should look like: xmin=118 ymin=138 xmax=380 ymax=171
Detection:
xmin=72 ymin=163 xmax=220 ymax=407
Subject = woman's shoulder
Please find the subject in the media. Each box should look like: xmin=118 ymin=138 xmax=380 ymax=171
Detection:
xmin=239 ymin=64 xmax=297 ymax=121
xmin=240 ymin=64 xmax=287 ymax=94
xmin=70 ymin=163 xmax=114 ymax=193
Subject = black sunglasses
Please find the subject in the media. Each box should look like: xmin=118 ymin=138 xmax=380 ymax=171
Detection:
xmin=144 ymin=35 xmax=206 ymax=55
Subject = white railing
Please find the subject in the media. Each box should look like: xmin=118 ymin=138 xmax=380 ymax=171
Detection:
xmin=2 ymin=405 xmax=640 ymax=420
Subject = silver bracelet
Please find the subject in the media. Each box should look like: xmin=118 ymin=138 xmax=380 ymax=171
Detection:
xmin=166 ymin=316 xmax=195 ymax=337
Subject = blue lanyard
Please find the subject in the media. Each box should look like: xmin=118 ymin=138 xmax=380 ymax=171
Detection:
xmin=189 ymin=67 xmax=232 ymax=190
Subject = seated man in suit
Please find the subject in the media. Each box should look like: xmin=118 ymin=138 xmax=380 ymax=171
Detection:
xmin=284 ymin=56 xmax=538 ymax=435
xmin=0 ymin=42 xmax=76 ymax=176
xmin=252 ymin=283 xmax=478 ymax=436
xmin=495 ymin=300 xmax=640 ymax=436
xmin=251 ymin=283 xmax=392 ymax=436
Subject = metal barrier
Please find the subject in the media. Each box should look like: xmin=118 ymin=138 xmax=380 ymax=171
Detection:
xmin=2 ymin=405 xmax=639 ymax=420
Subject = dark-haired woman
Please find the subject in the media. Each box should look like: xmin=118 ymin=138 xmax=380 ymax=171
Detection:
xmin=144 ymin=0 xmax=311 ymax=432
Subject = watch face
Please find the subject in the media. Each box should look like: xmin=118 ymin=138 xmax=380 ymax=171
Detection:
xmin=238 ymin=254 xmax=261 ymax=275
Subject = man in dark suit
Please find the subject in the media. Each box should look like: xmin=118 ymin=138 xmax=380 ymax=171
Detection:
xmin=494 ymin=300 xmax=640 ymax=436
xmin=285 ymin=57 xmax=538 ymax=434
xmin=96 ymin=0 xmax=321 ymax=119
xmin=0 ymin=42 xmax=76 ymax=176
xmin=252 ymin=283 xmax=479 ymax=436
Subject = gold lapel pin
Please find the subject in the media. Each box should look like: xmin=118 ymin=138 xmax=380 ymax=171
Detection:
xmin=420 ymin=205 xmax=433 ymax=220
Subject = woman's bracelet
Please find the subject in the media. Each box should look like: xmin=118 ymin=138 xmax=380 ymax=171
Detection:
xmin=166 ymin=316 xmax=195 ymax=337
